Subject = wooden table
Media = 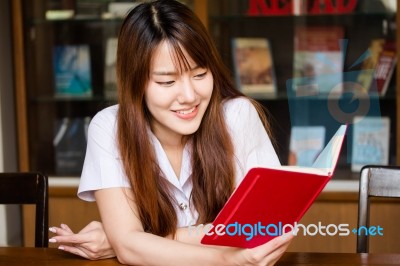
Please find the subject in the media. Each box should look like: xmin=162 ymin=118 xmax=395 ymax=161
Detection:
xmin=277 ymin=252 xmax=400 ymax=265
xmin=1 ymin=247 xmax=399 ymax=265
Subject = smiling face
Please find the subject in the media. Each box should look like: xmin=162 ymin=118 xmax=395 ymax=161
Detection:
xmin=144 ymin=41 xmax=214 ymax=145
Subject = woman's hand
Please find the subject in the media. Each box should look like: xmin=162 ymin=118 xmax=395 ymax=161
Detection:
xmin=225 ymin=231 xmax=294 ymax=266
xmin=49 ymin=221 xmax=115 ymax=260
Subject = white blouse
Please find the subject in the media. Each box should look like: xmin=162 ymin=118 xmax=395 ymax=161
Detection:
xmin=78 ymin=97 xmax=280 ymax=227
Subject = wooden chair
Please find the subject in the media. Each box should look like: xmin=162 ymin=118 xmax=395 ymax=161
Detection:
xmin=0 ymin=172 xmax=48 ymax=247
xmin=357 ymin=165 xmax=400 ymax=253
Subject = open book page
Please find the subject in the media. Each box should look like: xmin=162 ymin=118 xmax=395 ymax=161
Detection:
xmin=267 ymin=125 xmax=347 ymax=176
xmin=312 ymin=124 xmax=347 ymax=174
xmin=268 ymin=165 xmax=328 ymax=176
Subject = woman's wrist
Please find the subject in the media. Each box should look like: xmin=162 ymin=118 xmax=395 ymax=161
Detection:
xmin=171 ymin=226 xmax=205 ymax=245
xmin=216 ymin=247 xmax=239 ymax=266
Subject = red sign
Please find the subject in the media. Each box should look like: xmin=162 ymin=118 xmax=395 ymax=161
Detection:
xmin=307 ymin=0 xmax=357 ymax=14
xmin=246 ymin=0 xmax=358 ymax=16
xmin=247 ymin=0 xmax=292 ymax=16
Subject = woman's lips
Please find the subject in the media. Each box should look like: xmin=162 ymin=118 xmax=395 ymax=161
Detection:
xmin=173 ymin=105 xmax=199 ymax=120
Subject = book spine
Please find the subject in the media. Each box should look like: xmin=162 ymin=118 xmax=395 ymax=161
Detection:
xmin=372 ymin=41 xmax=396 ymax=96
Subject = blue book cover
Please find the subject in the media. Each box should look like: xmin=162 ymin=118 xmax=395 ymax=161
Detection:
xmin=351 ymin=116 xmax=390 ymax=172
xmin=53 ymin=45 xmax=92 ymax=97
xmin=53 ymin=117 xmax=91 ymax=175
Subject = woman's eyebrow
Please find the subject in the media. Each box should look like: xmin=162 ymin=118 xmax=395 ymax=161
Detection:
xmin=152 ymin=70 xmax=178 ymax=76
xmin=152 ymin=65 xmax=202 ymax=76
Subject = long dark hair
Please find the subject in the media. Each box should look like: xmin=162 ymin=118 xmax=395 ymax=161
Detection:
xmin=116 ymin=0 xmax=271 ymax=237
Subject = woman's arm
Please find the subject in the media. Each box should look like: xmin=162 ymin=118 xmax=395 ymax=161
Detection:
xmin=50 ymin=222 xmax=292 ymax=265
xmin=87 ymin=187 xmax=292 ymax=266
xmin=94 ymin=187 xmax=224 ymax=265
xmin=49 ymin=214 xmax=207 ymax=259
xmin=50 ymin=185 xmax=293 ymax=265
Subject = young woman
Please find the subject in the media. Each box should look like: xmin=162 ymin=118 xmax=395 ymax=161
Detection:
xmin=49 ymin=0 xmax=293 ymax=264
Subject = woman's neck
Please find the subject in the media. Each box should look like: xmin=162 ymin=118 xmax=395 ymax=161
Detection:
xmin=160 ymin=139 xmax=185 ymax=179
xmin=151 ymin=123 xmax=186 ymax=149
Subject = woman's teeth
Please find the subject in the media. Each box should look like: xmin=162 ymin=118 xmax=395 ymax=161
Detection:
xmin=176 ymin=106 xmax=196 ymax=115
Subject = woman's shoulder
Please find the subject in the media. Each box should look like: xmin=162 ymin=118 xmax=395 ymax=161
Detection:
xmin=222 ymin=96 xmax=258 ymax=121
xmin=88 ymin=104 xmax=119 ymax=134
xmin=222 ymin=96 xmax=253 ymax=110
xmin=91 ymin=104 xmax=119 ymax=124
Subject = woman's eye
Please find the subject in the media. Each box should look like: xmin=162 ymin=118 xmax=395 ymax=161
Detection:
xmin=157 ymin=81 xmax=175 ymax=86
xmin=194 ymin=72 xmax=207 ymax=79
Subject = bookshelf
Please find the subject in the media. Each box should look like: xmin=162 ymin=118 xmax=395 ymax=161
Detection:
xmin=11 ymin=0 xmax=207 ymax=177
xmin=12 ymin=0 xmax=398 ymax=179
xmin=208 ymin=0 xmax=399 ymax=179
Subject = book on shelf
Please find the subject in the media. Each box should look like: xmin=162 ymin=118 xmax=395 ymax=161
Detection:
xmin=288 ymin=126 xmax=326 ymax=167
xmin=357 ymin=0 xmax=396 ymax=13
xmin=45 ymin=10 xmax=75 ymax=20
xmin=53 ymin=117 xmax=91 ymax=176
xmin=231 ymin=37 xmax=277 ymax=97
xmin=371 ymin=40 xmax=396 ymax=96
xmin=291 ymin=26 xmax=344 ymax=97
xmin=52 ymin=45 xmax=93 ymax=98
xmin=104 ymin=38 xmax=118 ymax=100
xmin=351 ymin=116 xmax=390 ymax=172
xmin=201 ymin=125 xmax=347 ymax=248
xmin=45 ymin=0 xmax=76 ymax=19
xmin=356 ymin=39 xmax=386 ymax=93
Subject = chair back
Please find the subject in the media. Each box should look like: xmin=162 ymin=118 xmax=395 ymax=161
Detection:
xmin=357 ymin=165 xmax=400 ymax=253
xmin=0 ymin=172 xmax=48 ymax=247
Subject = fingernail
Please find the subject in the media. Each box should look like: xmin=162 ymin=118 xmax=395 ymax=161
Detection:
xmin=60 ymin=223 xmax=67 ymax=229
xmin=49 ymin=227 xmax=56 ymax=233
xmin=58 ymin=246 xmax=65 ymax=250
xmin=49 ymin=238 xmax=57 ymax=243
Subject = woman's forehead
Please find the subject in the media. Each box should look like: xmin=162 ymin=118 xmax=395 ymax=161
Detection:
xmin=151 ymin=41 xmax=198 ymax=73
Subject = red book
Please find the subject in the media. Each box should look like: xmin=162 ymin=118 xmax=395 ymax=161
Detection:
xmin=372 ymin=40 xmax=397 ymax=96
xmin=200 ymin=125 xmax=347 ymax=248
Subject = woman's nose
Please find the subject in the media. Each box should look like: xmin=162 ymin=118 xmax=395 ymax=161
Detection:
xmin=177 ymin=79 xmax=196 ymax=104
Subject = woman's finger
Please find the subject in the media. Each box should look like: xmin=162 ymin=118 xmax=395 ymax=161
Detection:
xmin=49 ymin=226 xmax=73 ymax=236
xmin=50 ymin=232 xmax=92 ymax=245
xmin=255 ymin=231 xmax=293 ymax=253
xmin=261 ymin=237 xmax=293 ymax=266
xmin=58 ymin=244 xmax=115 ymax=260
xmin=58 ymin=245 xmax=91 ymax=259
xmin=242 ymin=231 xmax=294 ymax=265
xmin=60 ymin=223 xmax=74 ymax=233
